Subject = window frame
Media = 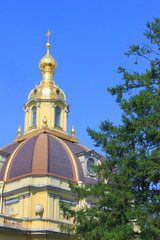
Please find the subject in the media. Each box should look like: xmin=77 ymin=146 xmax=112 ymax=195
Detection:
xmin=31 ymin=106 xmax=37 ymax=126
xmin=55 ymin=106 xmax=61 ymax=127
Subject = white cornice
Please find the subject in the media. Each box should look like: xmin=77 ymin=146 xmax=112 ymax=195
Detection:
xmin=3 ymin=183 xmax=73 ymax=196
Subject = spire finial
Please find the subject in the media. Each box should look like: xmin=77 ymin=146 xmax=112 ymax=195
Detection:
xmin=45 ymin=29 xmax=52 ymax=43
xmin=45 ymin=29 xmax=52 ymax=53
xmin=17 ymin=126 xmax=22 ymax=136
xmin=43 ymin=116 xmax=48 ymax=127
xmin=71 ymin=126 xmax=75 ymax=136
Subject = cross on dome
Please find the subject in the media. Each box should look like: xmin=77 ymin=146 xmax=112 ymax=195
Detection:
xmin=45 ymin=29 xmax=52 ymax=43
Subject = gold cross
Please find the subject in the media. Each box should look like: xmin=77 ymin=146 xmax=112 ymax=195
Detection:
xmin=45 ymin=29 xmax=52 ymax=43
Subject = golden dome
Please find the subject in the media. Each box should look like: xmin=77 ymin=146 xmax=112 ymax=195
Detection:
xmin=39 ymin=42 xmax=57 ymax=71
xmin=27 ymin=29 xmax=66 ymax=101
xmin=28 ymin=84 xmax=66 ymax=101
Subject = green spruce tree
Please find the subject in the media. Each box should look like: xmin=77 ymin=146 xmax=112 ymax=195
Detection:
xmin=60 ymin=18 xmax=160 ymax=240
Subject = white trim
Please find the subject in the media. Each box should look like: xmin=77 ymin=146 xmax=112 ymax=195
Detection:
xmin=5 ymin=198 xmax=19 ymax=205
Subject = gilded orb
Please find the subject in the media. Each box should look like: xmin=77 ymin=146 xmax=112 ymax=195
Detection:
xmin=17 ymin=126 xmax=22 ymax=136
xmin=39 ymin=42 xmax=57 ymax=72
xmin=43 ymin=116 xmax=48 ymax=126
xmin=46 ymin=42 xmax=51 ymax=48
xmin=71 ymin=126 xmax=75 ymax=136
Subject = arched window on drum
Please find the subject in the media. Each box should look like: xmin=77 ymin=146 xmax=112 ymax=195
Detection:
xmin=32 ymin=106 xmax=37 ymax=126
xmin=55 ymin=106 xmax=61 ymax=127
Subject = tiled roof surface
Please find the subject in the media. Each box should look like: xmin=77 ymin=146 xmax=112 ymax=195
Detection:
xmin=48 ymin=135 xmax=74 ymax=179
xmin=9 ymin=136 xmax=38 ymax=179
xmin=0 ymin=133 xmax=105 ymax=183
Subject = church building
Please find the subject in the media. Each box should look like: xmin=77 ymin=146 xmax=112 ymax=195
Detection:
xmin=0 ymin=30 xmax=105 ymax=240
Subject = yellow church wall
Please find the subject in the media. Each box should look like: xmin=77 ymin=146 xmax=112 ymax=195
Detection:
xmin=54 ymin=195 xmax=60 ymax=219
xmin=0 ymin=175 xmax=76 ymax=236
xmin=0 ymin=232 xmax=27 ymax=240
xmin=4 ymin=200 xmax=19 ymax=218
xmin=30 ymin=190 xmax=48 ymax=218
xmin=56 ymin=102 xmax=63 ymax=129
xmin=0 ymin=231 xmax=76 ymax=240
xmin=63 ymin=109 xmax=67 ymax=132
xmin=55 ymin=101 xmax=68 ymax=132
xmin=3 ymin=176 xmax=70 ymax=193
xmin=28 ymin=234 xmax=76 ymax=240
xmin=0 ymin=202 xmax=76 ymax=239
xmin=2 ymin=175 xmax=72 ymax=201
xmin=31 ymin=176 xmax=49 ymax=185
xmin=51 ymin=102 xmax=55 ymax=129
xmin=24 ymin=110 xmax=27 ymax=133
xmin=36 ymin=102 xmax=40 ymax=128
xmin=27 ymin=109 xmax=30 ymax=131
xmin=28 ymin=107 xmax=32 ymax=130
xmin=48 ymin=193 xmax=54 ymax=218
xmin=29 ymin=188 xmax=74 ymax=220
xmin=24 ymin=194 xmax=29 ymax=218
xmin=2 ymin=184 xmax=29 ymax=218
xmin=0 ymin=35 xmax=84 ymax=240
xmin=3 ymin=177 xmax=30 ymax=193
xmin=27 ymin=218 xmax=74 ymax=233
xmin=24 ymin=99 xmax=67 ymax=133
xmin=24 ymin=108 xmax=28 ymax=133
xmin=39 ymin=101 xmax=53 ymax=128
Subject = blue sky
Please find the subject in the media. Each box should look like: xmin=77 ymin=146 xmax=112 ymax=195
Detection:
xmin=0 ymin=0 xmax=159 ymax=154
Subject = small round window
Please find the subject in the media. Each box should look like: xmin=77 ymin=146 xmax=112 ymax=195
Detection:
xmin=87 ymin=158 xmax=94 ymax=175
xmin=56 ymin=89 xmax=60 ymax=95
xmin=34 ymin=89 xmax=37 ymax=95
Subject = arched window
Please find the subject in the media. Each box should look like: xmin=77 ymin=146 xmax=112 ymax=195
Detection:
xmin=55 ymin=106 xmax=61 ymax=127
xmin=32 ymin=106 xmax=37 ymax=126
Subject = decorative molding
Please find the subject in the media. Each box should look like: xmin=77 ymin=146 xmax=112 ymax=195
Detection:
xmin=0 ymin=151 xmax=10 ymax=157
xmin=63 ymin=107 xmax=69 ymax=113
xmin=48 ymin=193 xmax=55 ymax=198
xmin=5 ymin=198 xmax=19 ymax=205
xmin=76 ymin=150 xmax=100 ymax=179
xmin=35 ymin=203 xmax=44 ymax=218
xmin=36 ymin=103 xmax=40 ymax=108
xmin=24 ymin=98 xmax=68 ymax=108
xmin=14 ymin=127 xmax=79 ymax=144
xmin=3 ymin=182 xmax=73 ymax=196
xmin=60 ymin=198 xmax=75 ymax=205
xmin=52 ymin=103 xmax=56 ymax=108
xmin=24 ymin=108 xmax=29 ymax=113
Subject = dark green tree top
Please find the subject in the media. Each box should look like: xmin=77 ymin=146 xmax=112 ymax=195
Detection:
xmin=60 ymin=18 xmax=160 ymax=240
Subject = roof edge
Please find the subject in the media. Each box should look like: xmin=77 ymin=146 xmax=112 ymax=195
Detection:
xmin=14 ymin=127 xmax=79 ymax=144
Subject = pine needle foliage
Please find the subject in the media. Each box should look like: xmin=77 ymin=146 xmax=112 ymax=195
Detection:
xmin=60 ymin=18 xmax=160 ymax=240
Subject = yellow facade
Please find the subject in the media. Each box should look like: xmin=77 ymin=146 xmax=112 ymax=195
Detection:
xmin=0 ymin=31 xmax=77 ymax=240
xmin=0 ymin=175 xmax=77 ymax=239
xmin=23 ymin=37 xmax=69 ymax=135
xmin=24 ymin=100 xmax=68 ymax=133
xmin=0 ymin=30 xmax=100 ymax=240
